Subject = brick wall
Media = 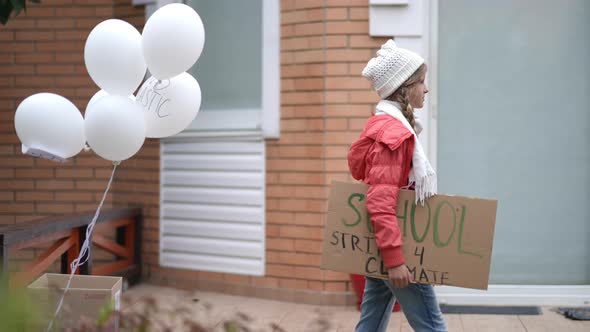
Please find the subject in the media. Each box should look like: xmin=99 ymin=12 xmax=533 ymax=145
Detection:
xmin=1 ymin=0 xmax=391 ymax=305
xmin=0 ymin=1 xmax=154 ymax=275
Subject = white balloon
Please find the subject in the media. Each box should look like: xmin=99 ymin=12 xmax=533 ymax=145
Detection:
xmin=14 ymin=93 xmax=85 ymax=159
xmin=86 ymin=90 xmax=135 ymax=114
xmin=84 ymin=95 xmax=146 ymax=161
xmin=136 ymin=73 xmax=201 ymax=138
xmin=142 ymin=4 xmax=205 ymax=80
xmin=84 ymin=19 xmax=147 ymax=96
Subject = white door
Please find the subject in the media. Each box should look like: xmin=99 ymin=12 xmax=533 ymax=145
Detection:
xmin=438 ymin=0 xmax=590 ymax=285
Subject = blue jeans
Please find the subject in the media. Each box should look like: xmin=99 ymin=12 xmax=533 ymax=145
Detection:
xmin=355 ymin=277 xmax=447 ymax=332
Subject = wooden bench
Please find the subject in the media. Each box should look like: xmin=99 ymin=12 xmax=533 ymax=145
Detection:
xmin=0 ymin=207 xmax=142 ymax=288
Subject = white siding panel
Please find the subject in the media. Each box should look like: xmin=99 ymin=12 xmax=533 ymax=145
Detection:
xmin=163 ymin=154 xmax=263 ymax=171
xmin=162 ymin=203 xmax=263 ymax=224
xmin=160 ymin=137 xmax=266 ymax=276
xmin=162 ymin=236 xmax=263 ymax=259
xmin=163 ymin=170 xmax=263 ymax=189
xmin=161 ymin=252 xmax=264 ymax=276
xmin=162 ymin=220 xmax=263 ymax=241
xmin=163 ymin=187 xmax=263 ymax=206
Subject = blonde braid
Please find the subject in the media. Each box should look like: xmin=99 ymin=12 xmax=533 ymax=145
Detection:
xmin=397 ymin=87 xmax=416 ymax=131
xmin=383 ymin=63 xmax=426 ymax=131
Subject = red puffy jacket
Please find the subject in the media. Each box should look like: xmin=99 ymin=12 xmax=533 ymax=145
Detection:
xmin=347 ymin=115 xmax=415 ymax=268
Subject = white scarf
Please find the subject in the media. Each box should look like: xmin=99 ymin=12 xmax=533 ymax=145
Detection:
xmin=375 ymin=100 xmax=437 ymax=205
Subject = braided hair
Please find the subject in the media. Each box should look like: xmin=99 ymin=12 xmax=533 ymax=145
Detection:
xmin=385 ymin=64 xmax=427 ymax=131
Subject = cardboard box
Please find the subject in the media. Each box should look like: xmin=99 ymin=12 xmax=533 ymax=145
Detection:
xmin=321 ymin=182 xmax=498 ymax=290
xmin=28 ymin=273 xmax=122 ymax=329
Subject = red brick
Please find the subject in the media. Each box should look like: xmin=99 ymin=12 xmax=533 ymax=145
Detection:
xmin=267 ymin=146 xmax=323 ymax=159
xmin=251 ymin=276 xmax=279 ymax=288
xmin=326 ymin=49 xmax=372 ymax=62
xmin=35 ymin=180 xmax=74 ymax=190
xmin=36 ymin=203 xmax=74 ymax=214
xmin=55 ymin=192 xmax=94 ymax=202
xmin=294 ymin=239 xmax=322 ymax=253
xmin=325 ymin=118 xmax=348 ymax=130
xmin=15 ymin=168 xmax=54 ymax=178
xmin=326 ymin=7 xmax=348 ymax=20
xmin=349 ymin=7 xmax=369 ymax=20
xmin=326 ymin=145 xmax=350 ymax=158
xmin=0 ymin=156 xmax=34 ymax=167
xmin=282 ymin=92 xmax=324 ymax=105
xmin=36 ymin=18 xmax=76 ymax=29
xmin=309 ymin=281 xmax=324 ymax=291
xmin=326 ymin=104 xmax=372 ymax=117
xmin=348 ymin=117 xmax=367 ymax=130
xmin=294 ymin=266 xmax=323 ymax=280
xmin=280 ymin=225 xmax=323 ymax=240
xmin=36 ymin=64 xmax=76 ymax=75
xmin=55 ymin=52 xmax=83 ymax=64
xmin=294 ymin=22 xmax=325 ymax=36
xmin=279 ymin=278 xmax=308 ymax=290
xmin=326 ymin=0 xmax=367 ymax=7
xmin=279 ymin=252 xmax=321 ymax=266
xmin=5 ymin=19 xmax=36 ymax=29
xmin=24 ymin=7 xmax=55 ymax=17
xmin=325 ymin=281 xmax=348 ymax=292
xmin=281 ymin=118 xmax=323 ymax=131
xmin=0 ymin=192 xmax=14 ymax=201
xmin=0 ymin=65 xmax=34 ymax=75
xmin=282 ymin=8 xmax=323 ymax=24
xmin=293 ymin=78 xmax=324 ymax=91
xmin=349 ymin=90 xmax=380 ymax=104
xmin=36 ymin=41 xmax=82 ymax=52
xmin=350 ymin=35 xmax=389 ymax=48
xmin=55 ymin=30 xmax=87 ymax=41
xmin=0 ymin=53 xmax=13 ymax=64
xmin=15 ymin=31 xmax=54 ymax=41
xmin=0 ymin=32 xmax=14 ymax=41
xmin=278 ymin=172 xmax=324 ymax=185
xmin=0 ymin=203 xmax=35 ymax=214
xmin=325 ymin=159 xmax=349 ymax=172
xmin=55 ymin=76 xmax=92 ymax=87
xmin=55 ymin=168 xmax=93 ymax=178
xmin=0 ymin=168 xmax=14 ymax=178
xmin=266 ymin=238 xmax=294 ymax=251
xmin=15 ymin=53 xmax=54 ymax=64
xmin=15 ymin=192 xmax=54 ymax=202
xmin=55 ymin=7 xmax=97 ymax=17
xmin=293 ymin=0 xmax=324 ymax=10
xmin=326 ymin=63 xmax=349 ymax=76
xmin=326 ymin=21 xmax=368 ymax=35
xmin=282 ymin=64 xmax=323 ymax=78
xmin=1 ymin=43 xmax=34 ymax=53
xmin=266 ymin=264 xmax=295 ymax=278
xmin=15 ymin=76 xmax=55 ymax=87
xmin=292 ymin=49 xmax=324 ymax=64
xmin=326 ymin=35 xmax=348 ymax=48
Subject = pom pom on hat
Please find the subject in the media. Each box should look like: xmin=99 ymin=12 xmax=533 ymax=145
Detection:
xmin=362 ymin=39 xmax=424 ymax=98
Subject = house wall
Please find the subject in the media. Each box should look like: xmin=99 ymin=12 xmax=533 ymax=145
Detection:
xmin=1 ymin=0 xmax=391 ymax=305
xmin=0 ymin=0 xmax=156 ymax=275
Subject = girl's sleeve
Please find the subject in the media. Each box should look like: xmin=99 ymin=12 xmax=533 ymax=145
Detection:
xmin=366 ymin=138 xmax=414 ymax=268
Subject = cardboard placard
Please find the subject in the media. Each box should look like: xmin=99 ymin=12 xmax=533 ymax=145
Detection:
xmin=28 ymin=273 xmax=122 ymax=330
xmin=321 ymin=182 xmax=498 ymax=290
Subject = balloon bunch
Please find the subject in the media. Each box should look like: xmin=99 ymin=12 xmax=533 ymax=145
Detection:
xmin=14 ymin=3 xmax=205 ymax=163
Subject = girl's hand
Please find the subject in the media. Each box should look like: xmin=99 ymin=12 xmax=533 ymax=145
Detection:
xmin=388 ymin=265 xmax=414 ymax=288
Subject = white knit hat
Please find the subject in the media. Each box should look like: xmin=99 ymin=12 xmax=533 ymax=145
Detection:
xmin=362 ymin=39 xmax=424 ymax=99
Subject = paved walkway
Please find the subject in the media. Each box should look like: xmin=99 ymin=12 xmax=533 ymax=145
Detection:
xmin=125 ymin=284 xmax=590 ymax=332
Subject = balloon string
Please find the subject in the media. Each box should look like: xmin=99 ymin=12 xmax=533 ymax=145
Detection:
xmin=46 ymin=161 xmax=119 ymax=332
